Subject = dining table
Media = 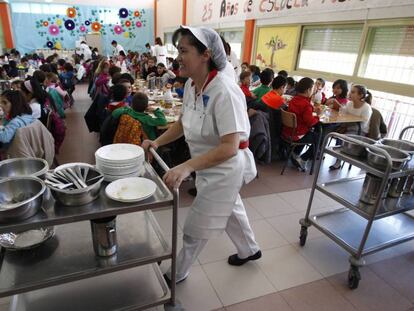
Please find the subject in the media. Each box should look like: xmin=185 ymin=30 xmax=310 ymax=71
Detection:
xmin=314 ymin=108 xmax=366 ymax=124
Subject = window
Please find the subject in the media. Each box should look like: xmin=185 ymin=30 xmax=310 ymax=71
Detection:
xmin=11 ymin=3 xmax=67 ymax=14
xmin=298 ymin=26 xmax=363 ymax=75
xmin=359 ymin=25 xmax=414 ymax=85
xmin=218 ymin=30 xmax=244 ymax=60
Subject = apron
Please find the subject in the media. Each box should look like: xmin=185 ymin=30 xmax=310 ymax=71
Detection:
xmin=181 ymin=73 xmax=257 ymax=239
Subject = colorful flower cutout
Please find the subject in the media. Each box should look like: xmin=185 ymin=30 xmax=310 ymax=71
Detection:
xmin=136 ymin=21 xmax=142 ymax=28
xmin=125 ymin=20 xmax=131 ymax=27
xmin=43 ymin=21 xmax=49 ymax=27
xmin=67 ymin=7 xmax=76 ymax=18
xmin=47 ymin=41 xmax=53 ymax=48
xmin=48 ymin=24 xmax=60 ymax=36
xmin=80 ymin=25 xmax=86 ymax=32
xmin=134 ymin=11 xmax=140 ymax=17
xmin=55 ymin=41 xmax=62 ymax=49
xmin=119 ymin=8 xmax=128 ymax=18
xmin=124 ymin=32 xmax=129 ymax=38
xmin=85 ymin=20 xmax=91 ymax=26
xmin=56 ymin=19 xmax=62 ymax=26
xmin=64 ymin=19 xmax=75 ymax=31
xmin=91 ymin=22 xmax=102 ymax=32
xmin=114 ymin=25 xmax=124 ymax=35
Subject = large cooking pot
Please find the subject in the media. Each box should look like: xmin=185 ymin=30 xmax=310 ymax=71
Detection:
xmin=342 ymin=134 xmax=376 ymax=157
xmin=366 ymin=145 xmax=410 ymax=171
xmin=0 ymin=158 xmax=49 ymax=180
xmin=380 ymin=139 xmax=414 ymax=156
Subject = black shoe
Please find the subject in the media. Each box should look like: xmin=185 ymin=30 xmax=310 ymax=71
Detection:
xmin=188 ymin=188 xmax=197 ymax=197
xmin=329 ymin=161 xmax=342 ymax=171
xmin=228 ymin=250 xmax=262 ymax=266
xmin=163 ymin=274 xmax=188 ymax=288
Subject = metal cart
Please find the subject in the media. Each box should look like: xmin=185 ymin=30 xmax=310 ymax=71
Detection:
xmin=0 ymin=149 xmax=183 ymax=310
xmin=299 ymin=132 xmax=414 ymax=289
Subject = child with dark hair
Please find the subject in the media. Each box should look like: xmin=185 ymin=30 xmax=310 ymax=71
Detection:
xmin=261 ymin=76 xmax=287 ymax=110
xmin=107 ymin=84 xmax=128 ymax=112
xmin=112 ymin=92 xmax=167 ymax=140
xmin=7 ymin=60 xmax=18 ymax=78
xmin=117 ymin=78 xmax=133 ymax=105
xmin=252 ymin=69 xmax=273 ymax=100
xmin=59 ymin=63 xmax=75 ymax=94
xmin=57 ymin=59 xmax=66 ymax=73
xmin=147 ymin=63 xmax=176 ymax=87
xmin=10 ymin=80 xmax=24 ymax=91
xmin=0 ymin=90 xmax=34 ymax=143
xmin=20 ymin=77 xmax=48 ymax=120
xmin=173 ymin=77 xmax=188 ymax=98
xmin=325 ymin=79 xmax=349 ymax=110
xmin=249 ymin=65 xmax=261 ymax=86
xmin=285 ymin=77 xmax=296 ymax=96
xmin=277 ymin=70 xmax=288 ymax=78
xmin=311 ymin=77 xmax=326 ymax=105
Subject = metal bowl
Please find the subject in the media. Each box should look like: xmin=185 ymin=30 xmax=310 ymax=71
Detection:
xmin=49 ymin=166 xmax=104 ymax=206
xmin=366 ymin=145 xmax=410 ymax=171
xmin=0 ymin=177 xmax=46 ymax=222
xmin=0 ymin=158 xmax=49 ymax=180
xmin=0 ymin=227 xmax=55 ymax=250
xmin=342 ymin=135 xmax=377 ymax=157
xmin=379 ymin=139 xmax=414 ymax=156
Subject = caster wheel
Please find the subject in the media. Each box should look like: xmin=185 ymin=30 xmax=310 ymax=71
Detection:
xmin=299 ymin=226 xmax=308 ymax=246
xmin=348 ymin=266 xmax=361 ymax=289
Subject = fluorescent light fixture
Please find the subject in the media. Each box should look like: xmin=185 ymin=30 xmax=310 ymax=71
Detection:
xmin=45 ymin=0 xmax=53 ymax=2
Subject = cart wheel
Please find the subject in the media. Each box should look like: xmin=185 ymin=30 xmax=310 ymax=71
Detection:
xmin=348 ymin=266 xmax=361 ymax=290
xmin=299 ymin=226 xmax=308 ymax=246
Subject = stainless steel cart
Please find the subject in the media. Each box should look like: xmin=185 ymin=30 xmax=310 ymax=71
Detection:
xmin=0 ymin=150 xmax=183 ymax=310
xmin=299 ymin=132 xmax=414 ymax=289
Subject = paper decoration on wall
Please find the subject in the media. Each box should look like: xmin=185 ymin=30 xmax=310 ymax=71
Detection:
xmin=35 ymin=6 xmax=148 ymax=49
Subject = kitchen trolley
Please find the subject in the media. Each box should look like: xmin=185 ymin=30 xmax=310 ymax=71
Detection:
xmin=0 ymin=149 xmax=183 ymax=310
xmin=299 ymin=131 xmax=414 ymax=289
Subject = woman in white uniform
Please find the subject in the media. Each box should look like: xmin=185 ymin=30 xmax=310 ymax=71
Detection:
xmin=142 ymin=26 xmax=261 ymax=284
xmin=153 ymin=37 xmax=168 ymax=67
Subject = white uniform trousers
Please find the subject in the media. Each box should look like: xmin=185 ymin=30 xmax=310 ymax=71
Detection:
xmin=168 ymin=195 xmax=260 ymax=282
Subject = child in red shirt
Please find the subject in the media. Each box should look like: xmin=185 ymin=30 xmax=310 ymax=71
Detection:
xmin=239 ymin=71 xmax=256 ymax=100
xmin=107 ymin=84 xmax=128 ymax=112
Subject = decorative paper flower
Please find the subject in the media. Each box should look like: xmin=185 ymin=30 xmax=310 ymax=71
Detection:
xmin=80 ymin=25 xmax=86 ymax=32
xmin=48 ymin=24 xmax=60 ymax=36
xmin=85 ymin=20 xmax=91 ymax=26
xmin=125 ymin=20 xmax=131 ymax=27
xmin=119 ymin=8 xmax=128 ymax=18
xmin=134 ymin=11 xmax=140 ymax=17
xmin=56 ymin=19 xmax=62 ymax=26
xmin=67 ymin=7 xmax=76 ymax=18
xmin=64 ymin=19 xmax=75 ymax=30
xmin=136 ymin=21 xmax=142 ymax=28
xmin=91 ymin=22 xmax=102 ymax=32
xmin=114 ymin=25 xmax=124 ymax=35
xmin=43 ymin=21 xmax=49 ymax=27
xmin=55 ymin=41 xmax=62 ymax=49
xmin=124 ymin=32 xmax=129 ymax=38
xmin=46 ymin=41 xmax=53 ymax=48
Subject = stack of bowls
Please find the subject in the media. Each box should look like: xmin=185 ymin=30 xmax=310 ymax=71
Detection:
xmin=95 ymin=144 xmax=145 ymax=182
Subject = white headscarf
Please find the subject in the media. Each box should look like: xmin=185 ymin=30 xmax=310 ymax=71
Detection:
xmin=180 ymin=26 xmax=227 ymax=71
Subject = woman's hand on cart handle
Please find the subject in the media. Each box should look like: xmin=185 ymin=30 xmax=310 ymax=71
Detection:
xmin=142 ymin=140 xmax=159 ymax=161
xmin=163 ymin=162 xmax=194 ymax=190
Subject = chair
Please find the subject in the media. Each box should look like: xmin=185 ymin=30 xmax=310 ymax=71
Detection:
xmin=280 ymin=110 xmax=318 ymax=175
xmin=6 ymin=120 xmax=55 ymax=167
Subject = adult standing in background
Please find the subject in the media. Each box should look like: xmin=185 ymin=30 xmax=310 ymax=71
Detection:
xmin=142 ymin=26 xmax=261 ymax=285
xmin=153 ymin=37 xmax=168 ymax=67
xmin=145 ymin=43 xmax=154 ymax=56
xmin=79 ymin=41 xmax=92 ymax=61
xmin=111 ymin=40 xmax=125 ymax=57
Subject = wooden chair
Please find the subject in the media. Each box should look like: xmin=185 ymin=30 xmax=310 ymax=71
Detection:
xmin=280 ymin=110 xmax=318 ymax=175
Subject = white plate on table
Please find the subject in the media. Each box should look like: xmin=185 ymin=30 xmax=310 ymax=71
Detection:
xmin=105 ymin=177 xmax=156 ymax=202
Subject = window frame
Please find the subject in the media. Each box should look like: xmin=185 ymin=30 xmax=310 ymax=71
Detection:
xmin=288 ymin=18 xmax=414 ymax=97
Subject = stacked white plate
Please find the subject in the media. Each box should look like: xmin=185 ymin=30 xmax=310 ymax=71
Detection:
xmin=95 ymin=144 xmax=145 ymax=182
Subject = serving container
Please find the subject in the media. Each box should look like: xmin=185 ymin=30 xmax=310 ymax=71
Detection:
xmin=342 ymin=135 xmax=376 ymax=157
xmin=0 ymin=158 xmax=49 ymax=180
xmin=366 ymin=145 xmax=410 ymax=171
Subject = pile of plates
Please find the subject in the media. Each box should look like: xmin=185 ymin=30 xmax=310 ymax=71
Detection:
xmin=95 ymin=144 xmax=145 ymax=182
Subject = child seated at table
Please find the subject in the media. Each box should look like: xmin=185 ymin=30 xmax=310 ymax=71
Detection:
xmin=285 ymin=77 xmax=296 ymax=96
xmin=261 ymin=76 xmax=287 ymax=110
xmin=147 ymin=63 xmax=176 ymax=88
xmin=112 ymin=92 xmax=167 ymax=140
xmin=117 ymin=78 xmax=133 ymax=105
xmin=325 ymin=79 xmax=349 ymax=110
xmin=173 ymin=77 xmax=187 ymax=98
xmin=240 ymin=71 xmax=256 ymax=101
xmin=252 ymin=69 xmax=273 ymax=100
xmin=107 ymin=84 xmax=128 ymax=113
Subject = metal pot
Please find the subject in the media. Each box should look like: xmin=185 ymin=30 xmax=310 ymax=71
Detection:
xmin=366 ymin=145 xmax=410 ymax=171
xmin=0 ymin=177 xmax=46 ymax=222
xmin=359 ymin=173 xmax=383 ymax=205
xmin=342 ymin=135 xmax=376 ymax=157
xmin=387 ymin=177 xmax=406 ymax=199
xmin=90 ymin=216 xmax=117 ymax=257
xmin=49 ymin=166 xmax=103 ymax=206
xmin=380 ymin=139 xmax=414 ymax=156
xmin=0 ymin=158 xmax=49 ymax=180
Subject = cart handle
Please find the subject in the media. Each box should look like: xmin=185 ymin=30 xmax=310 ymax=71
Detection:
xmin=149 ymin=147 xmax=170 ymax=172
xmin=399 ymin=126 xmax=414 ymax=140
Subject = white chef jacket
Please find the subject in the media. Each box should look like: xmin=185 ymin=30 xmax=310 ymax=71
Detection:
xmin=153 ymin=44 xmax=168 ymax=66
xmin=113 ymin=44 xmax=125 ymax=57
xmin=181 ymin=70 xmax=257 ymax=239
xmin=80 ymin=43 xmax=92 ymax=61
